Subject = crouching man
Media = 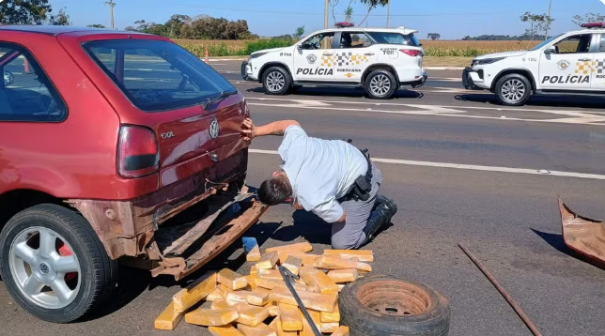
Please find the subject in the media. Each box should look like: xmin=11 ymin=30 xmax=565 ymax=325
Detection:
xmin=241 ymin=118 xmax=397 ymax=250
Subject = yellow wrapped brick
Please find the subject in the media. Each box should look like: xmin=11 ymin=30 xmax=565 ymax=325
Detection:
xmin=208 ymin=287 xmax=226 ymax=301
xmin=269 ymin=318 xmax=297 ymax=336
xmin=184 ymin=308 xmax=239 ymax=326
xmin=247 ymin=287 xmax=271 ymax=306
xmin=218 ymin=269 xmax=249 ymax=290
xmin=258 ymin=269 xmax=283 ymax=280
xmin=282 ymin=256 xmax=302 ymax=275
xmin=320 ymin=304 xmax=340 ymax=323
xmin=247 ymin=244 xmax=262 ymax=262
xmin=173 ymin=272 xmax=217 ymax=313
xmin=209 ymin=325 xmax=246 ymax=336
xmin=314 ymin=255 xmax=373 ymax=272
xmin=326 ymin=269 xmax=359 ymax=283
xmin=308 ymin=309 xmax=338 ymax=334
xmin=300 ymin=268 xmax=338 ymax=295
xmin=154 ymin=301 xmax=183 ymax=330
xmin=266 ymin=242 xmax=313 ymax=254
xmin=264 ymin=301 xmax=280 ymax=316
xmin=237 ymin=323 xmax=277 ymax=336
xmin=323 ymin=249 xmax=374 ymax=262
xmin=250 ymin=265 xmax=258 ymax=275
xmin=235 ymin=303 xmax=270 ymax=326
xmin=299 ymin=309 xmax=315 ymax=336
xmin=255 ymin=277 xmax=312 ymax=292
xmin=331 ymin=326 xmax=350 ymax=336
xmin=357 ymin=262 xmax=372 ymax=272
xmin=278 ymin=303 xmax=303 ymax=331
xmin=219 ymin=284 xmax=230 ymax=292
xmin=212 ymin=298 xmax=232 ymax=310
xmin=337 ymin=284 xmax=345 ymax=292
xmin=226 ymin=289 xmax=252 ymax=305
xmin=269 ymin=287 xmax=337 ymax=312
xmin=256 ymin=251 xmax=279 ymax=270
xmin=278 ymin=252 xmax=320 ymax=266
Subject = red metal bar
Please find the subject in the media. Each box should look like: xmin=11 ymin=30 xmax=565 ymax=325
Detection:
xmin=458 ymin=244 xmax=543 ymax=336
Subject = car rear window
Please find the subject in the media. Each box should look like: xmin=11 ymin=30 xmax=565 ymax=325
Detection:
xmin=368 ymin=32 xmax=420 ymax=47
xmin=82 ymin=39 xmax=236 ymax=113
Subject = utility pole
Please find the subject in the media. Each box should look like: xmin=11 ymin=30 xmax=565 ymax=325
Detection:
xmin=105 ymin=0 xmax=116 ymax=29
xmin=386 ymin=0 xmax=391 ymax=28
xmin=324 ymin=0 xmax=329 ymax=29
xmin=544 ymin=0 xmax=552 ymax=40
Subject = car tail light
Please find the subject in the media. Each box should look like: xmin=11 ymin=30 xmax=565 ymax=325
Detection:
xmin=117 ymin=125 xmax=159 ymax=178
xmin=400 ymin=49 xmax=423 ymax=57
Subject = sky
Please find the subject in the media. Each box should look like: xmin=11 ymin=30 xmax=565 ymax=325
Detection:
xmin=52 ymin=0 xmax=605 ymax=39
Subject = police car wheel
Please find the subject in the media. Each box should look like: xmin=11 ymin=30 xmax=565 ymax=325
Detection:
xmin=364 ymin=70 xmax=398 ymax=99
xmin=495 ymin=74 xmax=532 ymax=106
xmin=262 ymin=66 xmax=292 ymax=95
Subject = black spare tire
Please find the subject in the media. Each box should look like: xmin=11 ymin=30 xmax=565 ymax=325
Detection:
xmin=339 ymin=275 xmax=451 ymax=336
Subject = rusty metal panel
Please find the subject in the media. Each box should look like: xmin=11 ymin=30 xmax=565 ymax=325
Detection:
xmin=559 ymin=197 xmax=605 ymax=267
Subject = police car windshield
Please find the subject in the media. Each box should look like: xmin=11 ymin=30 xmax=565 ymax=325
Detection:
xmin=531 ymin=33 xmax=564 ymax=51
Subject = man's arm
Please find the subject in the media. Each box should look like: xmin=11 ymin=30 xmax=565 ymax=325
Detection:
xmin=241 ymin=119 xmax=300 ymax=141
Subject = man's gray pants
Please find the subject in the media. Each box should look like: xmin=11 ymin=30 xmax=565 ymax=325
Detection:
xmin=331 ymin=161 xmax=383 ymax=250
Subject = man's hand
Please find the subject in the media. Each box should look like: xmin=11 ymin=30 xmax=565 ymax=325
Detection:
xmin=241 ymin=118 xmax=256 ymax=142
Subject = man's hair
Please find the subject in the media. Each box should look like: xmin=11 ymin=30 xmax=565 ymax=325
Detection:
xmin=258 ymin=176 xmax=292 ymax=205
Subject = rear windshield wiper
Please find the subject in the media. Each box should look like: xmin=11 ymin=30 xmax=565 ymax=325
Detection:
xmin=203 ymin=90 xmax=238 ymax=109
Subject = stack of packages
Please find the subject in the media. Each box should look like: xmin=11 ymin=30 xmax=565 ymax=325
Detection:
xmin=155 ymin=241 xmax=373 ymax=336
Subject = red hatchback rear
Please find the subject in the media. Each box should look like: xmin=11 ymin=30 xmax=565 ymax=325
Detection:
xmin=0 ymin=26 xmax=265 ymax=323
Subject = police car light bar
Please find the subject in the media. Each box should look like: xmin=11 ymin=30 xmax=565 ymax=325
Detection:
xmin=581 ymin=22 xmax=605 ymax=28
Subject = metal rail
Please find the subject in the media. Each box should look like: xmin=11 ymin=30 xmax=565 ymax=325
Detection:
xmin=278 ymin=266 xmax=322 ymax=336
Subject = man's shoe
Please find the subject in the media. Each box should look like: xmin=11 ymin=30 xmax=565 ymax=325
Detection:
xmin=375 ymin=194 xmax=398 ymax=218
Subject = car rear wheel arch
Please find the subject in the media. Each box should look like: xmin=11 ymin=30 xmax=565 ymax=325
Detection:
xmin=491 ymin=69 xmax=536 ymax=91
xmin=0 ymin=189 xmax=65 ymax=235
xmin=362 ymin=64 xmax=400 ymax=86
xmin=258 ymin=62 xmax=292 ymax=83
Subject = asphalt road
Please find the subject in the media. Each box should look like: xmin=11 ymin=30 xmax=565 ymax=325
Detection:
xmin=1 ymin=60 xmax=605 ymax=336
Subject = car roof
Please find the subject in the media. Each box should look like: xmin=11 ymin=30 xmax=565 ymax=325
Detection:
xmin=319 ymin=26 xmax=418 ymax=35
xmin=0 ymin=25 xmax=148 ymax=36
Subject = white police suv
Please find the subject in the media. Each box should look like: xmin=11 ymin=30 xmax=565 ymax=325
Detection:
xmin=463 ymin=22 xmax=605 ymax=106
xmin=241 ymin=26 xmax=427 ymax=99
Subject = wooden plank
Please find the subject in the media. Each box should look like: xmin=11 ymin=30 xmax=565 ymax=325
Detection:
xmin=247 ymin=287 xmax=271 ymax=306
xmin=184 ymin=308 xmax=239 ymax=326
xmin=237 ymin=323 xmax=277 ymax=336
xmin=218 ymin=268 xmax=249 ymax=290
xmin=278 ymin=303 xmax=303 ymax=331
xmin=256 ymin=251 xmax=279 ymax=270
xmin=154 ymin=301 xmax=183 ymax=330
xmin=269 ymin=287 xmax=337 ymax=312
xmin=209 ymin=325 xmax=246 ymax=336
xmin=266 ymin=242 xmax=313 ymax=254
xmin=173 ymin=272 xmax=217 ymax=313
xmin=235 ymin=303 xmax=270 ymax=327
xmin=326 ymin=269 xmax=359 ymax=283
xmin=323 ymin=249 xmax=374 ymax=262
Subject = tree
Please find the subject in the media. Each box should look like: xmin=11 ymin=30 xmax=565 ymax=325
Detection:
xmin=48 ymin=8 xmax=69 ymax=26
xmin=572 ymin=12 xmax=605 ymax=26
xmin=427 ymin=33 xmax=441 ymax=40
xmin=88 ymin=24 xmax=107 ymax=28
xmin=0 ymin=0 xmax=53 ymax=24
xmin=293 ymin=26 xmax=305 ymax=40
xmin=520 ymin=12 xmax=554 ymax=47
xmin=358 ymin=0 xmax=389 ymax=27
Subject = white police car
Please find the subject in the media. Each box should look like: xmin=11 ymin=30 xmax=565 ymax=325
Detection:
xmin=241 ymin=26 xmax=427 ymax=99
xmin=463 ymin=22 xmax=605 ymax=106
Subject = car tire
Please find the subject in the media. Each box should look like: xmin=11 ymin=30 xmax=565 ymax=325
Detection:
xmin=339 ymin=275 xmax=451 ymax=336
xmin=364 ymin=69 xmax=398 ymax=99
xmin=0 ymin=204 xmax=118 ymax=323
xmin=495 ymin=74 xmax=532 ymax=106
xmin=262 ymin=66 xmax=292 ymax=95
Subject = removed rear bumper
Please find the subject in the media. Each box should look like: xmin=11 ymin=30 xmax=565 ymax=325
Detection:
xmin=559 ymin=196 xmax=605 ymax=267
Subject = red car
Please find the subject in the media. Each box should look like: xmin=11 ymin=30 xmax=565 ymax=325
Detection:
xmin=0 ymin=25 xmax=266 ymax=323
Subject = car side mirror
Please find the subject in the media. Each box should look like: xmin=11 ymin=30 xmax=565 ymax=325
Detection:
xmin=297 ymin=44 xmax=303 ymax=50
xmin=544 ymin=46 xmax=556 ymax=54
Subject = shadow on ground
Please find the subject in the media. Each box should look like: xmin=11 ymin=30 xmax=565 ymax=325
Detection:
xmin=531 ymin=228 xmax=605 ymax=271
xmin=456 ymin=93 xmax=605 ymax=109
xmin=246 ymin=87 xmax=424 ymax=100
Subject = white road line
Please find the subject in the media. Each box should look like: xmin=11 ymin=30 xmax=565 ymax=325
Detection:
xmin=249 ymin=149 xmax=605 ymax=180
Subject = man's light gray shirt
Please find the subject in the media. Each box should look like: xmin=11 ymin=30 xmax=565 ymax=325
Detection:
xmin=278 ymin=125 xmax=368 ymax=223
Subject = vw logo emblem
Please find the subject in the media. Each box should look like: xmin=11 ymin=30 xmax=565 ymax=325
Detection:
xmin=39 ymin=263 xmax=50 ymax=274
xmin=209 ymin=118 xmax=219 ymax=139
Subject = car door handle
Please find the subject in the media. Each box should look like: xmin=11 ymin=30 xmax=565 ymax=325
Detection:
xmin=578 ymin=58 xmax=591 ymax=62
